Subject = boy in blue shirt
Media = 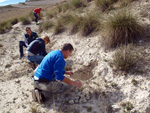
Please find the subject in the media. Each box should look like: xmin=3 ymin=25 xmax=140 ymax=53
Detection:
xmin=32 ymin=43 xmax=82 ymax=103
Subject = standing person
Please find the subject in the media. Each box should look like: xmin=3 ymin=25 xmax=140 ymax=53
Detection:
xmin=33 ymin=7 xmax=42 ymax=25
xmin=19 ymin=27 xmax=38 ymax=59
xmin=32 ymin=43 xmax=82 ymax=103
xmin=26 ymin=36 xmax=50 ymax=64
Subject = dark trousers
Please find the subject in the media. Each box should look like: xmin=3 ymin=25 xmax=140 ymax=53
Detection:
xmin=33 ymin=12 xmax=38 ymax=23
xmin=19 ymin=41 xmax=27 ymax=56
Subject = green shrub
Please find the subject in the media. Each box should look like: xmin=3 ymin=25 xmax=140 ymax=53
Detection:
xmin=39 ymin=21 xmax=53 ymax=33
xmin=20 ymin=17 xmax=31 ymax=25
xmin=111 ymin=44 xmax=139 ymax=72
xmin=102 ymin=10 xmax=144 ymax=48
xmin=94 ymin=0 xmax=118 ymax=11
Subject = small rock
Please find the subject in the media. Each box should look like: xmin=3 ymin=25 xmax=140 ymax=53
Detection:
xmin=69 ymin=100 xmax=74 ymax=104
xmin=86 ymin=94 xmax=90 ymax=100
xmin=74 ymin=99 xmax=79 ymax=103
xmin=15 ymin=79 xmax=20 ymax=84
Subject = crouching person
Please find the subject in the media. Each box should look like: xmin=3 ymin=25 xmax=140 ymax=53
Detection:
xmin=32 ymin=43 xmax=82 ymax=103
xmin=26 ymin=36 xmax=50 ymax=65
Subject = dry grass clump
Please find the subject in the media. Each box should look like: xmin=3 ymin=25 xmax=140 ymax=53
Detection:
xmin=57 ymin=2 xmax=70 ymax=13
xmin=46 ymin=9 xmax=57 ymax=19
xmin=28 ymin=11 xmax=35 ymax=21
xmin=39 ymin=21 xmax=53 ymax=33
xmin=10 ymin=18 xmax=19 ymax=25
xmin=94 ymin=0 xmax=118 ymax=11
xmin=111 ymin=44 xmax=140 ymax=72
xmin=102 ymin=10 xmax=144 ymax=48
xmin=0 ymin=21 xmax=12 ymax=34
xmin=19 ymin=16 xmax=31 ymax=25
xmin=53 ymin=19 xmax=65 ymax=35
xmin=79 ymin=13 xmax=100 ymax=36
xmin=53 ymin=12 xmax=100 ymax=36
xmin=70 ymin=0 xmax=86 ymax=8
xmin=120 ymin=0 xmax=138 ymax=7
xmin=69 ymin=15 xmax=82 ymax=34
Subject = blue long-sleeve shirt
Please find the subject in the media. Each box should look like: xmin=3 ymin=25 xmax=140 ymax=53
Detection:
xmin=24 ymin=32 xmax=38 ymax=46
xmin=27 ymin=38 xmax=47 ymax=56
xmin=34 ymin=50 xmax=65 ymax=81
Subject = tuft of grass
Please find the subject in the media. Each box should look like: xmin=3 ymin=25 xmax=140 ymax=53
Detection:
xmin=94 ymin=0 xmax=118 ymax=11
xmin=57 ymin=2 xmax=70 ymax=13
xmin=102 ymin=10 xmax=144 ymax=48
xmin=46 ymin=9 xmax=57 ymax=19
xmin=28 ymin=11 xmax=35 ymax=21
xmin=70 ymin=0 xmax=86 ymax=8
xmin=39 ymin=21 xmax=53 ymax=33
xmin=131 ymin=78 xmax=138 ymax=86
xmin=80 ymin=13 xmax=100 ymax=36
xmin=10 ymin=18 xmax=18 ymax=25
xmin=111 ymin=44 xmax=139 ymax=72
xmin=19 ymin=16 xmax=31 ymax=25
xmin=30 ymin=106 xmax=38 ymax=113
xmin=111 ymin=82 xmax=117 ymax=87
xmin=69 ymin=15 xmax=83 ymax=34
xmin=53 ymin=20 xmax=65 ymax=35
xmin=123 ymin=102 xmax=133 ymax=113
xmin=59 ymin=13 xmax=75 ymax=25
xmin=120 ymin=0 xmax=138 ymax=7
xmin=0 ymin=21 xmax=12 ymax=34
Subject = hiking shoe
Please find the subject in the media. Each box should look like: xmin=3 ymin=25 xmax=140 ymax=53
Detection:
xmin=31 ymin=89 xmax=37 ymax=102
xmin=19 ymin=54 xmax=24 ymax=59
xmin=28 ymin=61 xmax=36 ymax=70
xmin=35 ymin=89 xmax=43 ymax=104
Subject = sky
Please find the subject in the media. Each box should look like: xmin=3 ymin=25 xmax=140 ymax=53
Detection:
xmin=0 ymin=0 xmax=26 ymax=6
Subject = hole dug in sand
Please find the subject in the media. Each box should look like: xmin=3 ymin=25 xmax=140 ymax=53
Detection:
xmin=73 ymin=60 xmax=98 ymax=81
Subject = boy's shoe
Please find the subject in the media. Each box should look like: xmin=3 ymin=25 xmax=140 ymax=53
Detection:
xmin=35 ymin=89 xmax=44 ymax=104
xmin=36 ymin=22 xmax=40 ymax=25
xmin=19 ymin=54 xmax=24 ymax=59
xmin=31 ymin=89 xmax=37 ymax=102
xmin=28 ymin=61 xmax=36 ymax=70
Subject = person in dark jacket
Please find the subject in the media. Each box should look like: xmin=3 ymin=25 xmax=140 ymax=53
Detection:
xmin=19 ymin=27 xmax=38 ymax=59
xmin=26 ymin=36 xmax=50 ymax=64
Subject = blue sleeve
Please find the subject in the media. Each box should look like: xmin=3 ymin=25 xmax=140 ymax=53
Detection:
xmin=53 ymin=58 xmax=65 ymax=81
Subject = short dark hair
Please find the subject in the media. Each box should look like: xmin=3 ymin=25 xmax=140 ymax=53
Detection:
xmin=61 ymin=43 xmax=74 ymax=51
xmin=25 ymin=27 xmax=31 ymax=31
